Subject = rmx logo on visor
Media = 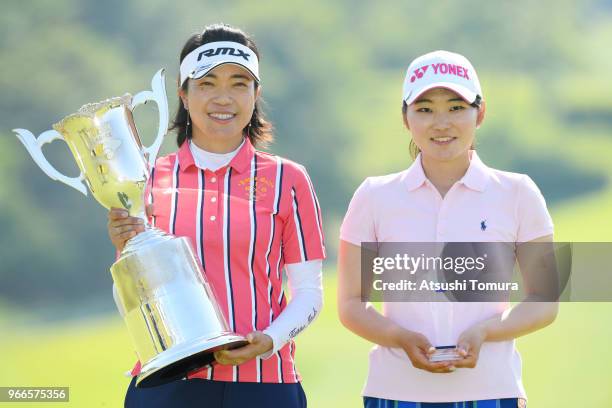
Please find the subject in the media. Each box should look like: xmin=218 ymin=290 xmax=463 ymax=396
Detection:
xmin=198 ymin=47 xmax=251 ymax=62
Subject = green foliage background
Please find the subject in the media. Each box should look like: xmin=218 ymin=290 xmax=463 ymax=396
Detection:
xmin=1 ymin=1 xmax=611 ymax=406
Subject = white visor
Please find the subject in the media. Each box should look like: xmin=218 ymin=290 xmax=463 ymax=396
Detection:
xmin=179 ymin=41 xmax=260 ymax=86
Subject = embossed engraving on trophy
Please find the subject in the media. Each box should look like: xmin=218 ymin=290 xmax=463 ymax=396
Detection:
xmin=84 ymin=122 xmax=122 ymax=186
xmin=76 ymin=128 xmax=100 ymax=190
xmin=96 ymin=122 xmax=122 ymax=160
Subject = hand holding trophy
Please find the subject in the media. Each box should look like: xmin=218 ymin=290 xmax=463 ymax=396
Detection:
xmin=13 ymin=69 xmax=247 ymax=388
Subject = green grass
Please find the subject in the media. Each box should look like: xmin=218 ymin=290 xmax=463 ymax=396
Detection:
xmin=551 ymin=187 xmax=612 ymax=242
xmin=0 ymin=317 xmax=134 ymax=407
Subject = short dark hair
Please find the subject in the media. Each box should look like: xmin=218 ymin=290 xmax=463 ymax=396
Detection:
xmin=170 ymin=23 xmax=273 ymax=148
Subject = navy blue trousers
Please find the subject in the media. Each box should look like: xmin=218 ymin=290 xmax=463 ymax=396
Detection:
xmin=125 ymin=377 xmax=307 ymax=408
xmin=364 ymin=397 xmax=523 ymax=407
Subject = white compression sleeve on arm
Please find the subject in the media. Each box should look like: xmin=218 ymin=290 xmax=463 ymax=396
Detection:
xmin=261 ymin=259 xmax=323 ymax=358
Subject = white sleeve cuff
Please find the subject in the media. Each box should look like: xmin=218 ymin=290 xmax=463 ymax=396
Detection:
xmin=260 ymin=259 xmax=323 ymax=359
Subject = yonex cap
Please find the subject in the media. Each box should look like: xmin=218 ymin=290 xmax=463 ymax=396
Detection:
xmin=402 ymin=50 xmax=482 ymax=106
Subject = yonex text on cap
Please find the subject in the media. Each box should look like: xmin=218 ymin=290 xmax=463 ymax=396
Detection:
xmin=402 ymin=50 xmax=482 ymax=106
xmin=179 ymin=41 xmax=260 ymax=86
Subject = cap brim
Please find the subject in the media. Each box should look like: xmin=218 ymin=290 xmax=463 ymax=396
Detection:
xmin=404 ymin=82 xmax=478 ymax=106
xmin=190 ymin=61 xmax=260 ymax=83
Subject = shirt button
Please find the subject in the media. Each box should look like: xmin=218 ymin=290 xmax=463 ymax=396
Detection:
xmin=211 ymin=196 xmax=217 ymax=203
xmin=210 ymin=177 xmax=217 ymax=183
xmin=210 ymin=215 xmax=216 ymax=221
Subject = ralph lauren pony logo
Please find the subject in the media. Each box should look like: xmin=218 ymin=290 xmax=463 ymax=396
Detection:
xmin=480 ymin=220 xmax=487 ymax=231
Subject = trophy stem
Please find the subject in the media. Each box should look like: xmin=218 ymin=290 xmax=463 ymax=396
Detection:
xmin=121 ymin=227 xmax=173 ymax=258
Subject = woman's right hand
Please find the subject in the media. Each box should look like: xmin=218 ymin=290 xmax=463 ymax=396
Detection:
xmin=107 ymin=205 xmax=152 ymax=252
xmin=396 ymin=328 xmax=456 ymax=374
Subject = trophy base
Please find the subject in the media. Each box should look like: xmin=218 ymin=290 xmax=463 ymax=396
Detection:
xmin=136 ymin=333 xmax=248 ymax=388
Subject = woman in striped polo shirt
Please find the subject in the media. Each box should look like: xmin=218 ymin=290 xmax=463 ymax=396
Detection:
xmin=338 ymin=50 xmax=558 ymax=407
xmin=108 ymin=24 xmax=325 ymax=408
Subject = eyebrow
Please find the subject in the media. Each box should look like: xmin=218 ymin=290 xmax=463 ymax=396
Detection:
xmin=202 ymin=73 xmax=252 ymax=80
xmin=413 ymin=97 xmax=466 ymax=104
xmin=230 ymin=74 xmax=252 ymax=81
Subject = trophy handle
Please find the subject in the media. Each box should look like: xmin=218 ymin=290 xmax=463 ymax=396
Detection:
xmin=13 ymin=128 xmax=88 ymax=195
xmin=130 ymin=69 xmax=169 ymax=169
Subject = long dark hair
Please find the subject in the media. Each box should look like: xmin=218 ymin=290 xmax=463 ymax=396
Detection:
xmin=171 ymin=23 xmax=273 ymax=148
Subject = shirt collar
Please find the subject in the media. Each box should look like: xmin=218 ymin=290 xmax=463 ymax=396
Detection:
xmin=402 ymin=150 xmax=494 ymax=192
xmin=177 ymin=139 xmax=196 ymax=171
xmin=178 ymin=137 xmax=255 ymax=174
xmin=460 ymin=150 xmax=494 ymax=192
xmin=401 ymin=154 xmax=428 ymax=191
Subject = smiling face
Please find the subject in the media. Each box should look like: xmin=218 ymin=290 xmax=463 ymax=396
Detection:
xmin=404 ymin=87 xmax=485 ymax=164
xmin=180 ymin=63 xmax=260 ymax=152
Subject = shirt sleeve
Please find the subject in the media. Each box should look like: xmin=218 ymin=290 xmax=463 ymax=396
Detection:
xmin=281 ymin=164 xmax=326 ymax=264
xmin=516 ymin=175 xmax=554 ymax=242
xmin=339 ymin=177 xmax=377 ymax=246
xmin=260 ymin=259 xmax=323 ymax=359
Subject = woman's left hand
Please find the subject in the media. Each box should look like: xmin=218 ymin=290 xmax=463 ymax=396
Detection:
xmin=453 ymin=323 xmax=488 ymax=369
xmin=213 ymin=331 xmax=273 ymax=366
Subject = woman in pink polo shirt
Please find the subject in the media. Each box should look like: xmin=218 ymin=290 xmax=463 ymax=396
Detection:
xmin=107 ymin=24 xmax=325 ymax=407
xmin=338 ymin=51 xmax=557 ymax=407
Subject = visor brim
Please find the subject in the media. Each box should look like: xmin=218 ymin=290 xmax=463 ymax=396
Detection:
xmin=187 ymin=62 xmax=260 ymax=85
xmin=404 ymin=82 xmax=478 ymax=106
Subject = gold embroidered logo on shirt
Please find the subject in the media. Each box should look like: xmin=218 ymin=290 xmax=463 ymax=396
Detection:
xmin=238 ymin=176 xmax=274 ymax=201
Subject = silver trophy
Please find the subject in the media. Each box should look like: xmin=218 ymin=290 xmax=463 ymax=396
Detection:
xmin=13 ymin=69 xmax=247 ymax=387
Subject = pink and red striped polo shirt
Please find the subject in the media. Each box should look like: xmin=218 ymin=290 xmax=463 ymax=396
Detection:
xmin=130 ymin=137 xmax=325 ymax=383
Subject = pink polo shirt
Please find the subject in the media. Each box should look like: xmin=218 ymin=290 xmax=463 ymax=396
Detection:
xmin=129 ymin=137 xmax=326 ymax=383
xmin=340 ymin=151 xmax=554 ymax=402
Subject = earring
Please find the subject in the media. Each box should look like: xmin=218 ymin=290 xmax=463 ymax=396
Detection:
xmin=186 ymin=108 xmax=191 ymax=137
